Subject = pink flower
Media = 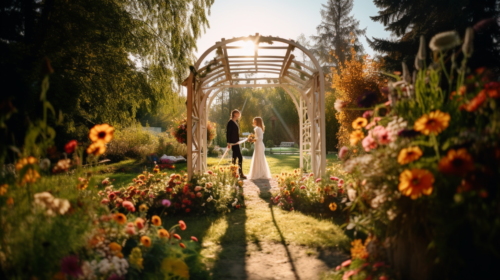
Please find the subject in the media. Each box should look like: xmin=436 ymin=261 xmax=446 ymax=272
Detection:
xmin=341 ymin=259 xmax=352 ymax=267
xmin=300 ymin=185 xmax=306 ymax=189
xmin=339 ymin=179 xmax=344 ymax=184
xmin=339 ymin=146 xmax=349 ymax=160
xmin=384 ymin=100 xmax=391 ymax=106
xmin=122 ymin=201 xmax=135 ymax=212
xmin=309 ymin=173 xmax=314 ymax=177
xmin=372 ymin=262 xmax=385 ymax=269
xmin=125 ymin=223 xmax=136 ymax=235
xmin=330 ymin=176 xmax=339 ymax=181
xmin=196 ymin=192 xmax=202 ymax=198
xmin=336 ymin=266 xmax=341 ymax=271
xmin=362 ymin=135 xmax=378 ymax=152
xmin=194 ymin=186 xmax=202 ymax=192
xmin=338 ymin=182 xmax=343 ymax=188
xmin=342 ymin=270 xmax=356 ymax=280
xmin=135 ymin=218 xmax=145 ymax=229
xmin=362 ymin=110 xmax=373 ymax=118
xmin=100 ymin=198 xmax=110 ymax=205
xmin=372 ymin=126 xmax=392 ymax=145
xmin=315 ymin=178 xmax=321 ymax=183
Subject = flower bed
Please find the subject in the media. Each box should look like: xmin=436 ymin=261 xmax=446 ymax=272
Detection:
xmin=331 ymin=28 xmax=500 ymax=279
xmin=98 ymin=164 xmax=244 ymax=216
xmin=271 ymin=164 xmax=348 ymax=215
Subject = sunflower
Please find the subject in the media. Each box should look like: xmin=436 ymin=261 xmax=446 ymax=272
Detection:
xmin=438 ymin=148 xmax=474 ymax=175
xmin=89 ymin=124 xmax=115 ymax=143
xmin=139 ymin=204 xmax=149 ymax=212
xmin=352 ymin=117 xmax=368 ymax=129
xmin=86 ymin=142 xmax=106 ymax=156
xmin=161 ymin=258 xmax=189 ymax=279
xmin=329 ymin=203 xmax=337 ymax=211
xmin=414 ymin=110 xmax=450 ymax=135
xmin=350 ymin=130 xmax=364 ymax=146
xmin=158 ymin=229 xmax=170 ymax=238
xmin=151 ymin=215 xmax=161 ymax=226
xmin=398 ymin=169 xmax=435 ymax=199
xmin=140 ymin=236 xmax=151 ymax=247
xmin=113 ymin=213 xmax=127 ymax=225
xmin=397 ymin=146 xmax=423 ymax=165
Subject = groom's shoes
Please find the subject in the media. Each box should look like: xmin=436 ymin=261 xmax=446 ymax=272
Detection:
xmin=240 ymin=174 xmax=247 ymax=179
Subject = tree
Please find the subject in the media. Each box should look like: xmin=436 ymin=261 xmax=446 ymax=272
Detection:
xmin=311 ymin=0 xmax=366 ymax=67
xmin=368 ymin=0 xmax=500 ymax=70
xmin=0 ymin=0 xmax=213 ymax=146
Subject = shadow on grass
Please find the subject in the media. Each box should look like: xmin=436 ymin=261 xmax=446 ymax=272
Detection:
xmin=211 ymin=208 xmax=247 ymax=279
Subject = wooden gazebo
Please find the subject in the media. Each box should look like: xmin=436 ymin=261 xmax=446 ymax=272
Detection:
xmin=183 ymin=34 xmax=326 ymax=179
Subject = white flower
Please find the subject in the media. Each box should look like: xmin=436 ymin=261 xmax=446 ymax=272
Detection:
xmin=462 ymin=27 xmax=474 ymax=57
xmin=370 ymin=192 xmax=386 ymax=209
xmin=39 ymin=158 xmax=51 ymax=171
xmin=334 ymin=99 xmax=348 ymax=112
xmin=207 ymin=196 xmax=213 ymax=202
xmin=387 ymin=209 xmax=397 ymax=220
xmin=429 ymin=31 xmax=461 ymax=52
xmin=347 ymin=188 xmax=357 ymax=201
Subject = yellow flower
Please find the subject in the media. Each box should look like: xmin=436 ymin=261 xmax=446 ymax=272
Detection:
xmin=140 ymin=236 xmax=151 ymax=247
xmin=86 ymin=142 xmax=106 ymax=156
xmin=0 ymin=184 xmax=8 ymax=196
xmin=438 ymin=148 xmax=474 ymax=175
xmin=352 ymin=117 xmax=368 ymax=129
xmin=161 ymin=258 xmax=190 ymax=279
xmin=89 ymin=123 xmax=115 ymax=143
xmin=109 ymin=242 xmax=122 ymax=252
xmin=139 ymin=204 xmax=149 ymax=212
xmin=329 ymin=203 xmax=337 ymax=211
xmin=350 ymin=239 xmax=369 ymax=260
xmin=398 ymin=169 xmax=435 ymax=199
xmin=129 ymin=247 xmax=144 ymax=270
xmin=414 ymin=110 xmax=450 ymax=135
xmin=151 ymin=215 xmax=161 ymax=226
xmin=397 ymin=146 xmax=423 ymax=165
xmin=349 ymin=130 xmax=364 ymax=146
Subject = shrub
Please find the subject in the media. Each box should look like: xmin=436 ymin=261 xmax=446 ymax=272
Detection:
xmin=266 ymin=140 xmax=275 ymax=148
xmin=241 ymin=147 xmax=254 ymax=156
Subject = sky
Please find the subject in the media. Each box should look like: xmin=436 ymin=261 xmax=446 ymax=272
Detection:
xmin=194 ymin=0 xmax=392 ymax=60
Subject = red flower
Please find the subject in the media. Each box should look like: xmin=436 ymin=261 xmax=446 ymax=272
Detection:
xmin=341 ymin=259 xmax=351 ymax=267
xmin=64 ymin=140 xmax=78 ymax=154
xmin=485 ymin=81 xmax=500 ymax=98
xmin=191 ymin=236 xmax=198 ymax=242
xmin=173 ymin=234 xmax=181 ymax=240
xmin=179 ymin=220 xmax=187 ymax=230
xmin=185 ymin=208 xmax=190 ymax=213
xmin=461 ymin=90 xmax=487 ymax=112
xmin=179 ymin=243 xmax=186 ymax=249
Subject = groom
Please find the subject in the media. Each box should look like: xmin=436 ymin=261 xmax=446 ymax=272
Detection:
xmin=226 ymin=109 xmax=247 ymax=179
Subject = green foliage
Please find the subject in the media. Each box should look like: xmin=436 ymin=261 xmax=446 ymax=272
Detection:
xmin=266 ymin=140 xmax=275 ymax=148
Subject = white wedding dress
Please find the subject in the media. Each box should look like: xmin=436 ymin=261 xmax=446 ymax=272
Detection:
xmin=247 ymin=126 xmax=272 ymax=180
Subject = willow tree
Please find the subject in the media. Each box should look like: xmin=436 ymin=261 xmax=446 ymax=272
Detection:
xmin=0 ymin=0 xmax=213 ymax=145
xmin=311 ymin=0 xmax=366 ymax=67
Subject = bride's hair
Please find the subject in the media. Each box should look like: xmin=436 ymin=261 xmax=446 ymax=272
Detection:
xmin=254 ymin=117 xmax=265 ymax=132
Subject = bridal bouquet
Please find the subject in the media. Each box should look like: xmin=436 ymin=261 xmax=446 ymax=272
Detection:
xmin=247 ymin=133 xmax=256 ymax=143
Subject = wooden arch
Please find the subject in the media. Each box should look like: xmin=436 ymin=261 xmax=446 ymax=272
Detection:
xmin=182 ymin=34 xmax=326 ymax=179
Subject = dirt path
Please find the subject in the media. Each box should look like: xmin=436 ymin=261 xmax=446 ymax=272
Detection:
xmin=207 ymin=178 xmax=347 ymax=280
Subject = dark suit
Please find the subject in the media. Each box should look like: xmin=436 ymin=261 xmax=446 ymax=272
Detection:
xmin=227 ymin=119 xmax=243 ymax=175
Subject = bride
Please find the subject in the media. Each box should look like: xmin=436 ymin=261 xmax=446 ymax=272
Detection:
xmin=247 ymin=117 xmax=272 ymax=180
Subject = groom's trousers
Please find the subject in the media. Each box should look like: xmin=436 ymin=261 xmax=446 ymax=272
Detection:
xmin=231 ymin=145 xmax=243 ymax=175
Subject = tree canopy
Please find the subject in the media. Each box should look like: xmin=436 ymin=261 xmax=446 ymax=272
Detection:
xmin=0 ymin=0 xmax=213 ymax=145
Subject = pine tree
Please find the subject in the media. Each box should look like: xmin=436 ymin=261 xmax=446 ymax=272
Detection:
xmin=369 ymin=0 xmax=500 ymax=70
xmin=311 ymin=0 xmax=366 ymax=67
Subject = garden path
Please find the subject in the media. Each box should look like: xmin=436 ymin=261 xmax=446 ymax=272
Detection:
xmin=204 ymin=178 xmax=347 ymax=280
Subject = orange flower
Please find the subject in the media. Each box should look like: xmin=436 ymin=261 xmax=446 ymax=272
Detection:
xmin=151 ymin=215 xmax=161 ymax=226
xmin=0 ymin=184 xmax=7 ymax=196
xmin=6 ymin=197 xmax=14 ymax=206
xmin=173 ymin=234 xmax=181 ymax=240
xmin=140 ymin=236 xmax=151 ymax=247
xmin=352 ymin=117 xmax=368 ymax=129
xmin=89 ymin=124 xmax=115 ymax=143
xmin=461 ymin=90 xmax=487 ymax=112
xmin=158 ymin=229 xmax=170 ymax=238
xmin=329 ymin=203 xmax=337 ymax=211
xmin=179 ymin=243 xmax=186 ymax=249
xmin=86 ymin=142 xmax=106 ymax=156
xmin=438 ymin=148 xmax=474 ymax=175
xmin=398 ymin=169 xmax=434 ymax=199
xmin=109 ymin=242 xmax=122 ymax=252
xmin=15 ymin=157 xmax=40 ymax=185
xmin=113 ymin=213 xmax=127 ymax=225
xmin=414 ymin=110 xmax=450 ymax=135
xmin=179 ymin=220 xmax=186 ymax=230
xmin=397 ymin=146 xmax=423 ymax=165
xmin=350 ymin=239 xmax=369 ymax=260
xmin=350 ymin=130 xmax=364 ymax=146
